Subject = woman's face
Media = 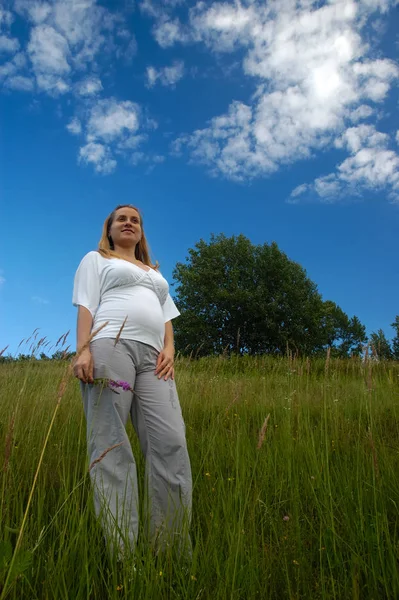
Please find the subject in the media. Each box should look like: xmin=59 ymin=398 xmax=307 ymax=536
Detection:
xmin=109 ymin=206 xmax=142 ymax=249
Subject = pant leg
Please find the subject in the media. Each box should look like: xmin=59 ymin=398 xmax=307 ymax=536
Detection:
xmin=81 ymin=338 xmax=139 ymax=560
xmin=129 ymin=343 xmax=192 ymax=558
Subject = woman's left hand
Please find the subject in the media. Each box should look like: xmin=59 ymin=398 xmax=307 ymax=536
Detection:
xmin=155 ymin=346 xmax=175 ymax=381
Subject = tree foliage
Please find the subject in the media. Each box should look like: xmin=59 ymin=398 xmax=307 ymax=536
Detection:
xmin=369 ymin=329 xmax=393 ymax=360
xmin=172 ymin=234 xmax=367 ymax=357
xmin=391 ymin=316 xmax=399 ymax=360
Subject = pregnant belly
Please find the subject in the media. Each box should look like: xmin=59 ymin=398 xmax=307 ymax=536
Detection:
xmin=94 ymin=288 xmax=165 ymax=338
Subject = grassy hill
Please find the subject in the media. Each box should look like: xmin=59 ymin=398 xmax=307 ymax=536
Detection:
xmin=1 ymin=355 xmax=398 ymax=599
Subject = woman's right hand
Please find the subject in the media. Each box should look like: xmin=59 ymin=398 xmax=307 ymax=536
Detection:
xmin=73 ymin=348 xmax=94 ymax=383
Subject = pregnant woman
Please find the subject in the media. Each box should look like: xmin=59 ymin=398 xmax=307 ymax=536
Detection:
xmin=72 ymin=204 xmax=192 ymax=563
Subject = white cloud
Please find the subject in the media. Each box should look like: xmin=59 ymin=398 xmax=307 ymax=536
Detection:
xmin=36 ymin=73 xmax=70 ymax=95
xmin=47 ymin=0 xmax=136 ymax=72
xmin=0 ymin=6 xmax=19 ymax=55
xmin=162 ymin=0 xmax=398 ymax=199
xmin=86 ymin=98 xmax=140 ymax=142
xmin=146 ymin=60 xmax=184 ymax=87
xmin=349 ymin=104 xmax=374 ymax=122
xmin=75 ymin=76 xmax=102 ymax=96
xmin=79 ymin=142 xmax=117 ymax=174
xmin=396 ymin=131 xmax=399 ymax=145
xmin=2 ymin=0 xmax=149 ymax=173
xmin=117 ymin=134 xmax=148 ymax=150
xmin=190 ymin=2 xmax=255 ymax=52
xmin=0 ymin=8 xmax=14 ymax=28
xmin=0 ymin=52 xmax=31 ymax=91
xmin=66 ymin=117 xmax=82 ymax=135
xmin=0 ymin=35 xmax=19 ymax=53
xmin=146 ymin=66 xmax=158 ymax=87
xmin=70 ymin=98 xmax=154 ymax=173
xmin=10 ymin=0 xmax=136 ymax=96
xmin=153 ymin=17 xmax=188 ymax=48
xmin=14 ymin=1 xmax=52 ymax=24
xmin=122 ymin=37 xmax=137 ymax=64
xmin=28 ymin=25 xmax=71 ymax=74
xmin=172 ymin=100 xmax=276 ymax=180
xmin=4 ymin=75 xmax=34 ymax=91
xmin=290 ymin=125 xmax=399 ymax=203
xmin=335 ymin=124 xmax=389 ymax=153
xmin=27 ymin=24 xmax=71 ymax=93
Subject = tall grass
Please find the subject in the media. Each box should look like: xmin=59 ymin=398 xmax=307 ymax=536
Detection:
xmin=0 ymin=354 xmax=399 ymax=599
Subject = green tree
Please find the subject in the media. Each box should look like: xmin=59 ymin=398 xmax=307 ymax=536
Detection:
xmin=317 ymin=302 xmax=366 ymax=357
xmin=391 ymin=316 xmax=399 ymax=360
xmin=173 ymin=234 xmax=339 ymax=357
xmin=369 ymin=329 xmax=393 ymax=360
xmin=51 ymin=350 xmax=75 ymax=361
xmin=337 ymin=315 xmax=367 ymax=357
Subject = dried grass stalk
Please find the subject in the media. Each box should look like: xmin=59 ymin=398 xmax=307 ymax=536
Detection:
xmin=89 ymin=442 xmax=124 ymax=472
xmin=225 ymin=391 xmax=240 ymax=416
xmin=325 ymin=346 xmax=331 ymax=374
xmin=3 ymin=412 xmax=16 ymax=473
xmin=114 ymin=316 xmax=128 ymax=346
xmin=55 ymin=333 xmax=64 ymax=347
xmin=257 ymin=414 xmax=271 ymax=450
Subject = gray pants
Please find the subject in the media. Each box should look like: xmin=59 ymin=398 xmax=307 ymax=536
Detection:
xmin=80 ymin=338 xmax=192 ymax=560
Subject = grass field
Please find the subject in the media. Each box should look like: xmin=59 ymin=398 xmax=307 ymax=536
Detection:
xmin=0 ymin=354 xmax=399 ymax=599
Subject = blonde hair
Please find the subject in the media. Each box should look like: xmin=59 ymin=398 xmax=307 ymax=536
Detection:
xmin=98 ymin=204 xmax=158 ymax=269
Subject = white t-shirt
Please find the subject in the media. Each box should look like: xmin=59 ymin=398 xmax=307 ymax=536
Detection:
xmin=72 ymin=251 xmax=180 ymax=352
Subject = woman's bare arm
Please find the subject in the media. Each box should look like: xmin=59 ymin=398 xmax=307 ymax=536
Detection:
xmin=73 ymin=306 xmax=94 ymax=383
xmin=164 ymin=320 xmax=175 ymax=350
xmin=155 ymin=320 xmax=176 ymax=380
xmin=76 ymin=305 xmax=93 ymax=351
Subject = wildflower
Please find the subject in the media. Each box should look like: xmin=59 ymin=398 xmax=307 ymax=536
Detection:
xmin=159 ymin=571 xmax=163 ymax=577
xmin=293 ymin=560 xmax=299 ymax=566
xmin=116 ymin=584 xmax=123 ymax=591
xmin=93 ymin=378 xmax=133 ymax=393
xmin=191 ymin=575 xmax=197 ymax=581
xmin=283 ymin=515 xmax=290 ymax=522
xmin=109 ymin=379 xmax=132 ymax=392
xmin=205 ymin=472 xmax=211 ymax=477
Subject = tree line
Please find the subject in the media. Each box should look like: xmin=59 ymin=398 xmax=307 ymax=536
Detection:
xmin=1 ymin=234 xmax=397 ymax=363
xmin=171 ymin=234 xmax=398 ymax=360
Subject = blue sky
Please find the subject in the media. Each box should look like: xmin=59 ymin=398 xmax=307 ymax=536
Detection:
xmin=0 ymin=0 xmax=398 ymax=356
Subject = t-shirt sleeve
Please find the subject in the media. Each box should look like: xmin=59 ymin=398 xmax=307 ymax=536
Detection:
xmin=72 ymin=252 xmax=101 ymax=318
xmin=162 ymin=293 xmax=180 ymax=323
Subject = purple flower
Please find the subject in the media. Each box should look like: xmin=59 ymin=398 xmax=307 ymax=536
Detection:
xmin=119 ymin=380 xmax=132 ymax=391
xmin=109 ymin=379 xmax=132 ymax=392
xmin=93 ymin=378 xmax=132 ymax=393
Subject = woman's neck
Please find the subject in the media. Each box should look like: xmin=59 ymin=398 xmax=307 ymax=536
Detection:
xmin=113 ymin=245 xmax=138 ymax=262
